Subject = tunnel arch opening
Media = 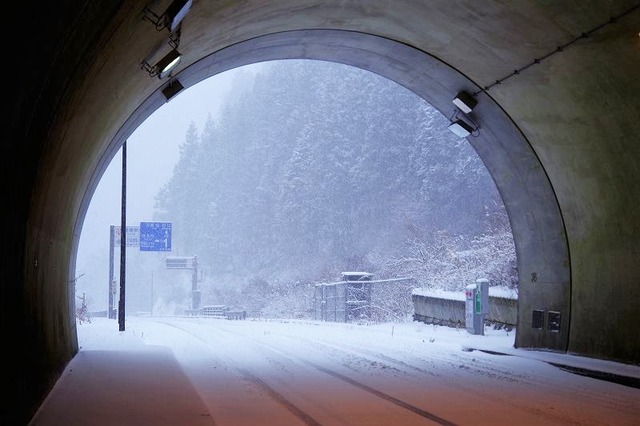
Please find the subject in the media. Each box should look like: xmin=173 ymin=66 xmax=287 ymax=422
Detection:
xmin=72 ymin=30 xmax=570 ymax=352
xmin=75 ymin=58 xmax=518 ymax=329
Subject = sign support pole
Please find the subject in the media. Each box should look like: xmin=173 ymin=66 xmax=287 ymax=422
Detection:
xmin=150 ymin=270 xmax=154 ymax=316
xmin=192 ymin=256 xmax=198 ymax=310
xmin=118 ymin=141 xmax=127 ymax=331
xmin=108 ymin=225 xmax=115 ymax=319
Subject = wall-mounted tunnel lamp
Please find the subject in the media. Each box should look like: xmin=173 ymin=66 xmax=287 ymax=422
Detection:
xmin=141 ymin=49 xmax=182 ymax=79
xmin=448 ymin=119 xmax=475 ymax=138
xmin=162 ymin=79 xmax=184 ymax=101
xmin=144 ymin=0 xmax=193 ymax=32
xmin=452 ymin=91 xmax=477 ymax=114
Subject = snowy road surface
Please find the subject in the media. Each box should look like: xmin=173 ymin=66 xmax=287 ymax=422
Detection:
xmin=57 ymin=317 xmax=640 ymax=425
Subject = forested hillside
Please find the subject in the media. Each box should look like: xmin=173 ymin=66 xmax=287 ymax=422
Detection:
xmin=153 ymin=60 xmax=517 ymax=318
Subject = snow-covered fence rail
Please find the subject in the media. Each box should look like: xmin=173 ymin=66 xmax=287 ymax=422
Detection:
xmin=488 ymin=295 xmax=517 ymax=327
xmin=412 ymin=289 xmax=517 ymax=330
xmin=225 ymin=310 xmax=247 ymax=320
xmin=201 ymin=305 xmax=230 ymax=318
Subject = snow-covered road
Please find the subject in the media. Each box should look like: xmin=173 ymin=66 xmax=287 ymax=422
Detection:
xmin=72 ymin=317 xmax=640 ymax=425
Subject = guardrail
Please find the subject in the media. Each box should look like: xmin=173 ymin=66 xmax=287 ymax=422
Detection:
xmin=412 ymin=293 xmax=517 ymax=331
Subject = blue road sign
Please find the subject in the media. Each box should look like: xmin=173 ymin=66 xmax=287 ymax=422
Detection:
xmin=139 ymin=222 xmax=172 ymax=252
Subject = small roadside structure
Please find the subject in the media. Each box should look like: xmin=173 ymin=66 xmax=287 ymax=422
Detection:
xmin=314 ymin=272 xmax=414 ymax=323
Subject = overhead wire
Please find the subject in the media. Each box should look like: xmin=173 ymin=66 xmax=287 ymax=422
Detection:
xmin=473 ymin=4 xmax=640 ymax=96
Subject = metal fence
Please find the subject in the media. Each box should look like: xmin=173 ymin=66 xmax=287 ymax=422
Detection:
xmin=314 ymin=282 xmax=347 ymax=322
xmin=314 ymin=277 xmax=415 ymax=323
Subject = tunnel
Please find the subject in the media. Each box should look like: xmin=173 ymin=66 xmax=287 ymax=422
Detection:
xmin=3 ymin=1 xmax=639 ymax=424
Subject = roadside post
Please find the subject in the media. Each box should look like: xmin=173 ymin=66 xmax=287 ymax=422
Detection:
xmin=465 ymin=278 xmax=489 ymax=335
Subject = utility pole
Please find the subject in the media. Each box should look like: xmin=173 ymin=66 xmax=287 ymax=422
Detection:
xmin=118 ymin=141 xmax=127 ymax=331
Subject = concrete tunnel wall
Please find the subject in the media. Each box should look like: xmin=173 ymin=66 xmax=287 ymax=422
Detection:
xmin=3 ymin=1 xmax=639 ymax=424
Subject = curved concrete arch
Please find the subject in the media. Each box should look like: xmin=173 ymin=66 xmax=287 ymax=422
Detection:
xmin=4 ymin=2 xmax=640 ymax=424
xmin=92 ymin=29 xmax=570 ymax=354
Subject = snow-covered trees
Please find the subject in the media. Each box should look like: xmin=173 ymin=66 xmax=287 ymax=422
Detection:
xmin=154 ymin=60 xmax=517 ymax=319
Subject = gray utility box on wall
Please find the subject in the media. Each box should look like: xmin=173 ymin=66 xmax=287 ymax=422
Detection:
xmin=465 ymin=278 xmax=489 ymax=335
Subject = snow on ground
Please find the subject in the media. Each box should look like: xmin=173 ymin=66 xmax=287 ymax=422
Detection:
xmin=29 ymin=316 xmax=639 ymax=425
xmin=77 ymin=315 xmax=639 ymax=379
xmin=78 ymin=315 xmax=510 ymax=350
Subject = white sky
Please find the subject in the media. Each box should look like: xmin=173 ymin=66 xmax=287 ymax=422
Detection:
xmin=30 ymin=317 xmax=640 ymax=425
xmin=75 ymin=64 xmax=264 ymax=308
xmin=85 ymin=68 xmax=240 ymax=227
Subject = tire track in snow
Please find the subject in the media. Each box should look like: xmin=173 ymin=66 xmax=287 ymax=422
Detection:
xmin=287 ymin=334 xmax=636 ymax=413
xmin=256 ymin=322 xmax=634 ymax=413
xmin=154 ymin=320 xmax=323 ymax=426
xmin=212 ymin=321 xmax=596 ymax=425
xmin=209 ymin=322 xmax=459 ymax=426
xmin=234 ymin=368 xmax=322 ymax=426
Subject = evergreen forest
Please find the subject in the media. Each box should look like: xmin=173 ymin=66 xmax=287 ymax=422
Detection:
xmin=151 ymin=60 xmax=517 ymax=320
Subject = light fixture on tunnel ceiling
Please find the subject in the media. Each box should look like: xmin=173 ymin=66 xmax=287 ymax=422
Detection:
xmin=452 ymin=91 xmax=477 ymax=114
xmin=141 ymin=49 xmax=182 ymax=79
xmin=448 ymin=119 xmax=475 ymax=138
xmin=162 ymin=79 xmax=184 ymax=101
xmin=143 ymin=0 xmax=193 ymax=32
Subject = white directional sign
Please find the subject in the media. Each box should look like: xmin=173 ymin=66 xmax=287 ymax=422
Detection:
xmin=113 ymin=226 xmax=140 ymax=247
xmin=166 ymin=256 xmax=196 ymax=269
